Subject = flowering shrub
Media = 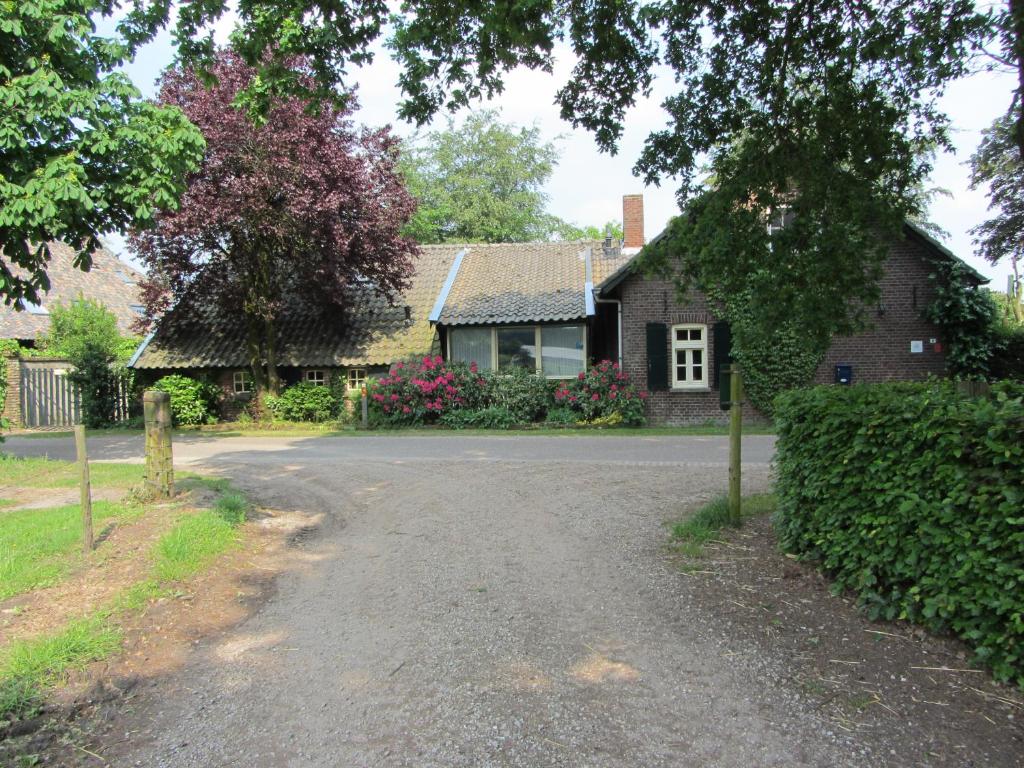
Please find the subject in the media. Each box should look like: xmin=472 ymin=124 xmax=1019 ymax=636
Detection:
xmin=369 ymin=356 xmax=487 ymax=426
xmin=553 ymin=360 xmax=647 ymax=425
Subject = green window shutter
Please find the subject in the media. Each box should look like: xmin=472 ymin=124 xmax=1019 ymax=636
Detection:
xmin=713 ymin=320 xmax=732 ymax=390
xmin=646 ymin=322 xmax=668 ymax=391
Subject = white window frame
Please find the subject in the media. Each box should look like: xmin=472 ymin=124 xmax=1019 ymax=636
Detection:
xmin=233 ymin=370 xmax=254 ymax=394
xmin=447 ymin=324 xmax=587 ymax=380
xmin=305 ymin=369 xmax=327 ymax=386
xmin=671 ymin=324 xmax=708 ymax=390
xmin=347 ymin=368 xmax=367 ymax=392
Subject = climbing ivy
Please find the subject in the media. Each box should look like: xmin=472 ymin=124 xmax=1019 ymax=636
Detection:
xmin=924 ymin=261 xmax=1001 ymax=379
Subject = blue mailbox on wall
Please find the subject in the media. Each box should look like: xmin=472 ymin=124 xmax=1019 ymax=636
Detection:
xmin=835 ymin=364 xmax=853 ymax=386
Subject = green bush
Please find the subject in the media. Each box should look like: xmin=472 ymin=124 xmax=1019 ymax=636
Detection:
xmin=66 ymin=344 xmax=127 ymax=428
xmin=484 ymin=366 xmax=553 ymax=422
xmin=440 ymin=406 xmax=518 ymax=429
xmin=265 ymin=382 xmax=337 ymax=422
xmin=544 ymin=407 xmax=579 ymax=426
xmin=152 ymin=375 xmax=221 ymax=426
xmin=991 ymin=326 xmax=1024 ymax=380
xmin=553 ymin=360 xmax=647 ymax=425
xmin=773 ymin=381 xmax=1024 ymax=686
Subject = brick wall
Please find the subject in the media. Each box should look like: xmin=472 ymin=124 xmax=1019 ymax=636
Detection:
xmin=812 ymin=238 xmax=947 ymax=385
xmin=617 ymin=236 xmax=948 ymax=425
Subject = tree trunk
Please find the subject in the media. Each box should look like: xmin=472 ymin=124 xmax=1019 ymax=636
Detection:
xmin=245 ymin=319 xmax=269 ymax=394
xmin=264 ymin=315 xmax=281 ymax=395
xmin=1011 ymin=0 xmax=1024 ymax=162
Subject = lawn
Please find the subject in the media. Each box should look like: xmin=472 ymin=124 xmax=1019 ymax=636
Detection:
xmin=669 ymin=493 xmax=777 ymax=559
xmin=0 ymin=501 xmax=140 ymax=600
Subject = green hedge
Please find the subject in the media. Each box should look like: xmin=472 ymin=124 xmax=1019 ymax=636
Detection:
xmin=152 ymin=375 xmax=221 ymax=426
xmin=773 ymin=381 xmax=1024 ymax=686
xmin=265 ymin=382 xmax=337 ymax=422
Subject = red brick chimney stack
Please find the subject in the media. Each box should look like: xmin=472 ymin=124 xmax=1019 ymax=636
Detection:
xmin=623 ymin=194 xmax=644 ymax=248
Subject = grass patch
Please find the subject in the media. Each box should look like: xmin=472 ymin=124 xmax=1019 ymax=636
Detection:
xmin=153 ymin=493 xmax=248 ymax=582
xmin=0 ymin=499 xmax=15 ymax=509
xmin=0 ymin=501 xmax=138 ymax=601
xmin=670 ymin=493 xmax=776 ymax=558
xmin=0 ymin=617 xmax=121 ymax=719
xmin=0 ymin=455 xmax=143 ymax=489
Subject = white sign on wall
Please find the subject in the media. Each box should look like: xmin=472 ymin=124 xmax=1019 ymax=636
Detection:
xmin=910 ymin=340 xmax=924 ymax=354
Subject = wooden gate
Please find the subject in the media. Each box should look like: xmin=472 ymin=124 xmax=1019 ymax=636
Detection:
xmin=17 ymin=359 xmax=130 ymax=428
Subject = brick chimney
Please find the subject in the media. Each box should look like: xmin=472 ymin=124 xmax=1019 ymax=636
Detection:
xmin=623 ymin=194 xmax=644 ymax=248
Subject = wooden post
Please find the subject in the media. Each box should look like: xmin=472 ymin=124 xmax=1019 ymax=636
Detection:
xmin=361 ymin=384 xmax=369 ymax=429
xmin=74 ymin=424 xmax=94 ymax=552
xmin=728 ymin=365 xmax=743 ymax=527
xmin=143 ymin=390 xmax=174 ymax=498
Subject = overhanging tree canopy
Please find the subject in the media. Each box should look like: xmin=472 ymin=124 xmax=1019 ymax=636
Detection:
xmin=0 ymin=0 xmax=205 ymax=306
xmin=131 ymin=52 xmax=417 ymax=394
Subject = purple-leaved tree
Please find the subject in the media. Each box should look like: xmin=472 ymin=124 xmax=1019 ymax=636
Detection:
xmin=131 ymin=51 xmax=418 ymax=395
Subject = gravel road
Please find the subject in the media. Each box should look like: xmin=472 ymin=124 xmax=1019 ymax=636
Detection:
xmin=5 ymin=434 xmax=870 ymax=767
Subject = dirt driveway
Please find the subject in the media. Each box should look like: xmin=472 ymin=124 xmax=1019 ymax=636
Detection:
xmin=2 ymin=434 xmax=1014 ymax=766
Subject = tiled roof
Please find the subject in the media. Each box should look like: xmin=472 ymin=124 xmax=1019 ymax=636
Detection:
xmin=131 ymin=246 xmax=459 ymax=369
xmin=0 ymin=242 xmax=145 ymax=341
xmin=436 ymin=241 xmax=635 ymax=326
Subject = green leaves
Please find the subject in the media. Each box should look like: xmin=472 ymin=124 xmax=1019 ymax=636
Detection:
xmin=774 ymin=381 xmax=1024 ymax=687
xmin=1 ymin=0 xmax=204 ymax=306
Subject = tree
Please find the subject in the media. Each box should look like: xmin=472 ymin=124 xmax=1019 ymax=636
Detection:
xmin=40 ymin=298 xmax=138 ymax=426
xmin=130 ymin=52 xmax=418 ymax=395
xmin=40 ymin=298 xmax=139 ymax=363
xmin=0 ymin=0 xmax=205 ymax=307
xmin=400 ymin=111 xmax=572 ymax=243
xmin=556 ymin=221 xmax=624 ymax=242
xmin=970 ymin=114 xmax=1024 ymax=323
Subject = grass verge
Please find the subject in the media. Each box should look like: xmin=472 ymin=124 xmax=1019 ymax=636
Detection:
xmin=153 ymin=492 xmax=248 ymax=582
xmin=669 ymin=493 xmax=776 ymax=559
xmin=0 ymin=455 xmax=144 ymax=489
xmin=0 ymin=502 xmax=139 ymax=601
xmin=0 ymin=617 xmax=121 ymax=720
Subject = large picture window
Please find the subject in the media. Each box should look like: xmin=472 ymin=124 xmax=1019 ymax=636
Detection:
xmin=541 ymin=325 xmax=585 ymax=377
xmin=671 ymin=324 xmax=708 ymax=389
xmin=449 ymin=327 xmax=493 ymax=371
xmin=448 ymin=324 xmax=585 ymax=378
xmin=497 ymin=328 xmax=537 ymax=371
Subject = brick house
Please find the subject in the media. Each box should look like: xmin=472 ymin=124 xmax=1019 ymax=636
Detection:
xmin=130 ymin=195 xmax=985 ymax=424
xmin=590 ymin=197 xmax=986 ymax=424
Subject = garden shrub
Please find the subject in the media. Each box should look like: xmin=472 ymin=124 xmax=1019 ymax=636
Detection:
xmin=152 ymin=375 xmax=221 ymax=426
xmin=991 ymin=325 xmax=1024 ymax=380
xmin=773 ymin=381 xmax=1024 ymax=686
xmin=369 ymin=356 xmax=487 ymax=426
xmin=553 ymin=361 xmax=647 ymax=425
xmin=483 ymin=366 xmax=553 ymax=423
xmin=265 ymin=382 xmax=337 ymax=422
xmin=544 ymin=407 xmax=579 ymax=426
xmin=440 ymin=406 xmax=518 ymax=430
xmin=66 ymin=344 xmax=128 ymax=428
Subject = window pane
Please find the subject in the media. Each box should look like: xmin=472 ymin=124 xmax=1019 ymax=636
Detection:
xmin=675 ymin=328 xmax=686 ymax=342
xmin=676 ymin=350 xmax=687 ymax=365
xmin=692 ymin=350 xmax=702 ymax=365
xmin=541 ymin=325 xmax=584 ymax=377
xmin=497 ymin=328 xmax=536 ymax=371
xmin=693 ymin=366 xmax=703 ymax=381
xmin=677 ymin=364 xmax=687 ymax=381
xmin=450 ymin=327 xmax=493 ymax=370
xmin=690 ymin=328 xmax=702 ymax=341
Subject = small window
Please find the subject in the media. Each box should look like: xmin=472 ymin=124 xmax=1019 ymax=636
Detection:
xmin=671 ymin=324 xmax=708 ymax=389
xmin=767 ymin=205 xmax=795 ymax=236
xmin=305 ymin=369 xmax=326 ymax=386
xmin=541 ymin=325 xmax=585 ymax=377
xmin=347 ymin=368 xmax=366 ymax=392
xmin=17 ymin=299 xmax=48 ymax=315
xmin=129 ymin=304 xmax=145 ymax=317
xmin=233 ymin=371 xmax=254 ymax=394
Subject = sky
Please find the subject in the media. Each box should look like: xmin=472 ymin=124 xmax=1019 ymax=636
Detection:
xmin=106 ymin=17 xmax=1019 ymax=294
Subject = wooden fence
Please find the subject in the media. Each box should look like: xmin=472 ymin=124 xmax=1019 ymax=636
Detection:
xmin=13 ymin=359 xmax=130 ymax=429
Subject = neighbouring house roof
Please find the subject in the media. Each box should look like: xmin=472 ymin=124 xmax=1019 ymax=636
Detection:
xmin=0 ymin=241 xmax=145 ymax=342
xmin=129 ymin=246 xmax=460 ymax=370
xmin=595 ymin=221 xmax=988 ymax=298
xmin=434 ymin=241 xmax=633 ymax=326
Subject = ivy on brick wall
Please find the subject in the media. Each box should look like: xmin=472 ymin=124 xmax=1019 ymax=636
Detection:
xmin=722 ymin=290 xmax=824 ymax=416
xmin=924 ymin=261 xmax=1001 ymax=379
